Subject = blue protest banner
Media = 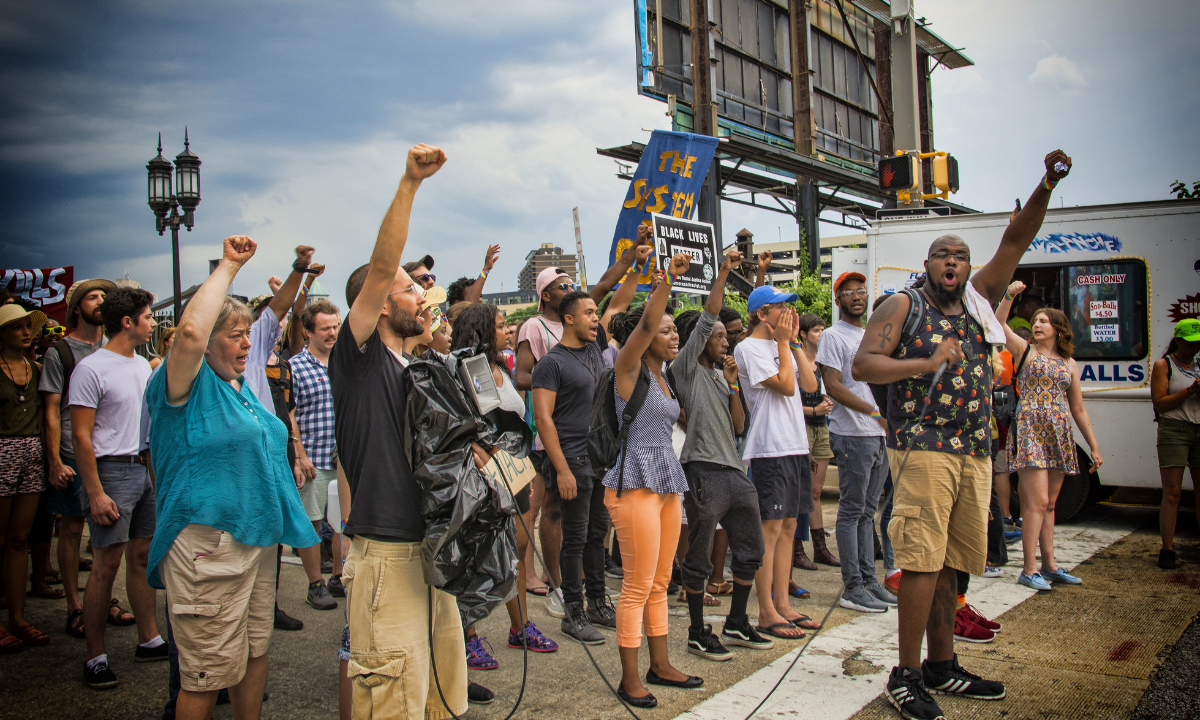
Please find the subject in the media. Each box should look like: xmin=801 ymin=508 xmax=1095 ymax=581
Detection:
xmin=608 ymin=130 xmax=720 ymax=289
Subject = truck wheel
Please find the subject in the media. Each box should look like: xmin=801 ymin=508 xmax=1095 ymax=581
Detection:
xmin=1054 ymin=446 xmax=1097 ymax=524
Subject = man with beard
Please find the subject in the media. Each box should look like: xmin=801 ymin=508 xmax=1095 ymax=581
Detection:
xmin=817 ymin=272 xmax=895 ymax=613
xmin=329 ymin=144 xmax=472 ymax=719
xmin=853 ymin=150 xmax=1071 ymax=720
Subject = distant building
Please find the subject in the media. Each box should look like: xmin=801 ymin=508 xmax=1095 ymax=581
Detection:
xmin=481 ymin=290 xmax=540 ymax=317
xmin=518 ymin=243 xmax=578 ymax=292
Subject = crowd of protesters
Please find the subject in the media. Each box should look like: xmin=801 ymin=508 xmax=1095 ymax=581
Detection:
xmin=1 ymin=145 xmax=1197 ymax=720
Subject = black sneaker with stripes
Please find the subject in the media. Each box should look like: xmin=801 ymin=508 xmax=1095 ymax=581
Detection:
xmin=921 ymin=655 xmax=1006 ymax=700
xmin=886 ymin=666 xmax=944 ymax=720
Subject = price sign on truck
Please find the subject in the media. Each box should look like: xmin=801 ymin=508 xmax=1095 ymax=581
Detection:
xmin=1089 ymin=300 xmax=1119 ymax=319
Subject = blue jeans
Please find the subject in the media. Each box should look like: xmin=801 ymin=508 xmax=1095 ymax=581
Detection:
xmin=831 ymin=433 xmax=889 ymax=590
xmin=880 ymin=471 xmax=895 ymax=571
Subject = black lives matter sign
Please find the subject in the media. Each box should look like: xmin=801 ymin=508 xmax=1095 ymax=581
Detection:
xmin=651 ymin=213 xmax=718 ymax=293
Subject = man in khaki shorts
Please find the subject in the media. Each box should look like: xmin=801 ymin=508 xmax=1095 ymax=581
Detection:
xmin=855 ymin=151 xmax=1071 ymax=720
xmin=330 ymin=143 xmax=469 ymax=720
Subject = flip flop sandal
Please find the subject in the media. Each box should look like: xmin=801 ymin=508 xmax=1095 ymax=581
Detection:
xmin=788 ymin=581 xmax=811 ymax=599
xmin=107 ymin=598 xmax=136 ymax=626
xmin=36 ymin=571 xmax=63 ymax=586
xmin=703 ymin=592 xmax=721 ymax=607
xmin=706 ymin=581 xmax=734 ymax=596
xmin=11 ymin=623 xmax=49 ymax=647
xmin=525 ymin=586 xmax=549 ymax=597
xmin=755 ymin=622 xmax=805 ymax=640
xmin=789 ymin=614 xmax=823 ymax=630
xmin=0 ymin=627 xmax=23 ymax=654
xmin=27 ymin=587 xmax=66 ymax=600
xmin=78 ymin=558 xmax=93 ymax=572
xmin=66 ymin=609 xmax=86 ymax=639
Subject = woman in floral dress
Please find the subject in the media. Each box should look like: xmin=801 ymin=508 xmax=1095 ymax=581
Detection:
xmin=996 ymin=281 xmax=1102 ymax=591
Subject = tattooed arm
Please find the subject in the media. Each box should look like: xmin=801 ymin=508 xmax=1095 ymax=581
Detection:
xmin=852 ymin=292 xmax=961 ymax=384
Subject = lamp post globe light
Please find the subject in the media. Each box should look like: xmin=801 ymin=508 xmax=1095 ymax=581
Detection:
xmin=146 ymin=130 xmax=202 ymax=324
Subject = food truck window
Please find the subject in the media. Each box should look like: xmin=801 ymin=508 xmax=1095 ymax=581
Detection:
xmin=1061 ymin=260 xmax=1148 ymax=360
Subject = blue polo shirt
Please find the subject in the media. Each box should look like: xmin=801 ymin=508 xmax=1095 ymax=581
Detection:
xmin=145 ymin=359 xmax=318 ymax=589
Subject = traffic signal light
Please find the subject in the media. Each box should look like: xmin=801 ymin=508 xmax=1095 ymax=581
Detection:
xmin=878 ymin=153 xmax=920 ymax=193
xmin=932 ymin=153 xmax=959 ymax=194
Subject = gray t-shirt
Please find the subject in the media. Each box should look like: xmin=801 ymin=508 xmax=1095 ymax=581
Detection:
xmin=38 ymin=335 xmax=106 ymax=458
xmin=815 ymin=320 xmax=885 ymax=437
xmin=672 ymin=311 xmax=744 ymax=470
xmin=67 ymin=348 xmax=152 ymax=456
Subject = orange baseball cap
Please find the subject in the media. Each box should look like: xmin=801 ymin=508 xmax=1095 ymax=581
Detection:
xmin=833 ymin=271 xmax=866 ymax=295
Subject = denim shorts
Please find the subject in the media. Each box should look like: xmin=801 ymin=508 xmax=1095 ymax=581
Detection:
xmin=47 ymin=455 xmax=86 ymax=517
xmin=79 ymin=460 xmax=157 ymax=548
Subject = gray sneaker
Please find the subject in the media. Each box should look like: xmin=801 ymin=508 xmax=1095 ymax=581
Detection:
xmin=544 ymin=588 xmax=565 ymax=619
xmin=839 ymin=586 xmax=888 ymax=613
xmin=306 ymin=579 xmax=338 ymax=610
xmin=561 ymin=602 xmax=605 ymax=645
xmin=866 ymin=581 xmax=899 ymax=607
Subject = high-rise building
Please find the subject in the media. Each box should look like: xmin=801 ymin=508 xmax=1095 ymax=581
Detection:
xmin=518 ymin=243 xmax=578 ymax=292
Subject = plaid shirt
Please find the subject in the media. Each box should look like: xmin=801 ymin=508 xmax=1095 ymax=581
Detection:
xmin=291 ymin=347 xmax=336 ymax=470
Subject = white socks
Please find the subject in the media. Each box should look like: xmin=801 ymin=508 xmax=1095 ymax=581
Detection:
xmin=139 ymin=635 xmax=165 ymax=649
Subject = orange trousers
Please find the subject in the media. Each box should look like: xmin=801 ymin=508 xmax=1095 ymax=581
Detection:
xmin=604 ymin=487 xmax=681 ymax=648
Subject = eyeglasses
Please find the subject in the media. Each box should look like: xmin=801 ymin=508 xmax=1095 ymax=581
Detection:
xmin=928 ymin=250 xmax=970 ymax=262
xmin=389 ymin=285 xmax=425 ymax=300
xmin=838 ymin=289 xmax=869 ymax=298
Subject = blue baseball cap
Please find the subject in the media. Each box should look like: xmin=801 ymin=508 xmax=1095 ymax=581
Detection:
xmin=747 ymin=285 xmax=798 ymax=314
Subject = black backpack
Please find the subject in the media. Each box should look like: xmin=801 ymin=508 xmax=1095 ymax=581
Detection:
xmin=587 ymin=361 xmax=672 ymax=497
xmin=52 ymin=339 xmax=77 ymax=398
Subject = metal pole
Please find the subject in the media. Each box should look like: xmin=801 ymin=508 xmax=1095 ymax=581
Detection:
xmin=890 ymin=0 xmax=923 ymax=206
xmin=171 ymin=223 xmax=182 ymax=324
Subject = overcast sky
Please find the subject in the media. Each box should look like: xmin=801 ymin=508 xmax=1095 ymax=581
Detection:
xmin=2 ymin=0 xmax=1196 ymax=311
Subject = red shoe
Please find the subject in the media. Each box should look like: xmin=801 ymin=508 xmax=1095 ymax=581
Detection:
xmin=953 ymin=609 xmax=995 ymax=643
xmin=959 ymin=603 xmax=1001 ymax=633
xmin=884 ymin=571 xmax=901 ymax=595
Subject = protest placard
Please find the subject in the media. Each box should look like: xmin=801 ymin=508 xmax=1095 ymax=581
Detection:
xmin=651 ymin=213 xmax=718 ymax=293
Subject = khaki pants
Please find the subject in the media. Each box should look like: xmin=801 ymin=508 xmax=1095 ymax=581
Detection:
xmin=887 ymin=450 xmax=991 ymax=575
xmin=160 ymin=524 xmax=276 ymax=692
xmin=342 ymin=537 xmax=467 ymax=720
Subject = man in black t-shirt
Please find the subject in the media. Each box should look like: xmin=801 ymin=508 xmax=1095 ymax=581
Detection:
xmin=328 ymin=144 xmax=473 ymax=719
xmin=532 ymin=290 xmax=616 ymax=645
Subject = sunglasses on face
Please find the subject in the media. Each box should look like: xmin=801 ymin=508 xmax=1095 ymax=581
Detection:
xmin=418 ymin=273 xmax=436 ymax=284
xmin=42 ymin=325 xmax=65 ymax=336
xmin=928 ymin=250 xmax=970 ymax=263
xmin=838 ymin=289 xmax=869 ymax=298
xmin=551 ymin=282 xmax=576 ymax=293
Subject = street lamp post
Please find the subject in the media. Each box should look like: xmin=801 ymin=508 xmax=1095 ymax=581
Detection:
xmin=146 ymin=130 xmax=202 ymax=324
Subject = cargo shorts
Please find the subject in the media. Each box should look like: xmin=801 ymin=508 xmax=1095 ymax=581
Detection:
xmin=886 ymin=450 xmax=991 ymax=575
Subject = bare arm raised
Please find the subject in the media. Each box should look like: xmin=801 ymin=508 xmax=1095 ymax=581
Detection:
xmin=589 ymin=222 xmax=654 ymax=305
xmin=852 ymin=292 xmax=962 ymax=385
xmin=971 ymin=150 xmax=1071 ymax=303
xmin=347 ymin=144 xmax=447 ymax=346
xmin=614 ymin=253 xmax=690 ymax=400
xmin=165 ymin=235 xmax=257 ymax=405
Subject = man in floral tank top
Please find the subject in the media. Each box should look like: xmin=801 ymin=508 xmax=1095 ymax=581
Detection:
xmin=853 ymin=151 xmax=1073 ymax=720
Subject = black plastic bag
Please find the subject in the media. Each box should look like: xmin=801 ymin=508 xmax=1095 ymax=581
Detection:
xmin=404 ymin=347 xmax=532 ymax=628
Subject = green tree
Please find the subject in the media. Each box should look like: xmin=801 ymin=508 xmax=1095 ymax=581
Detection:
xmin=503 ymin=304 xmax=539 ymax=323
xmin=1171 ymin=180 xmax=1200 ymax=199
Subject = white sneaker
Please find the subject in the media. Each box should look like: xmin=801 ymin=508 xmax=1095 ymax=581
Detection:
xmin=982 ymin=566 xmax=1003 ymax=578
xmin=544 ymin=588 xmax=565 ymax=618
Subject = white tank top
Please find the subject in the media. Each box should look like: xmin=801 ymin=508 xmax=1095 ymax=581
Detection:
xmin=497 ymin=371 xmax=526 ymax=416
xmin=1162 ymin=355 xmax=1200 ymax=425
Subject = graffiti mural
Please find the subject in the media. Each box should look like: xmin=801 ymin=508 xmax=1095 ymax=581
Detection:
xmin=1025 ymin=232 xmax=1122 ymax=254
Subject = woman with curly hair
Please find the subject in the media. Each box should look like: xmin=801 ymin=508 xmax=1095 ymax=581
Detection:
xmin=995 ymin=280 xmax=1101 ymax=591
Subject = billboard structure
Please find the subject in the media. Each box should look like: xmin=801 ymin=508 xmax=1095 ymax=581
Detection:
xmin=606 ymin=0 xmax=977 ymax=277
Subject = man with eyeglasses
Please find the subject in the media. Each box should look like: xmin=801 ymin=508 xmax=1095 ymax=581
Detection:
xmin=816 ymin=272 xmax=895 ymax=613
xmin=403 ymin=254 xmax=437 ymax=291
xmin=854 ymin=151 xmax=1071 ymax=720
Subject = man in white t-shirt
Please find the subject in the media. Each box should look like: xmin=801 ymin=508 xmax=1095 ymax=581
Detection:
xmin=69 ymin=287 xmax=163 ymax=689
xmin=816 ymin=272 xmax=895 ymax=613
xmin=734 ymin=286 xmax=820 ymax=639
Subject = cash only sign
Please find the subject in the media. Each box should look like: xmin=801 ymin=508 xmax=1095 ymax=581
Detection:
xmin=608 ymin=130 xmax=719 ymax=290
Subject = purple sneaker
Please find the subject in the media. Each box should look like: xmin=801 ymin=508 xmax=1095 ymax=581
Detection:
xmin=508 ymin=621 xmax=559 ymax=653
xmin=466 ymin=635 xmax=498 ymax=670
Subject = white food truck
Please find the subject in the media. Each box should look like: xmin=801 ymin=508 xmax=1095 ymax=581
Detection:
xmin=831 ymin=199 xmax=1200 ymax=521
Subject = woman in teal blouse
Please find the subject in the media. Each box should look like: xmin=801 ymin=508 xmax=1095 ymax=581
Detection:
xmin=146 ymin=235 xmax=317 ymax=720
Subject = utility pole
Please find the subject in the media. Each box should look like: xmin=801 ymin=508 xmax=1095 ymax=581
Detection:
xmin=890 ymin=0 xmax=923 ymax=207
xmin=691 ymin=0 xmax=722 ymax=246
xmin=572 ymin=207 xmax=588 ymax=291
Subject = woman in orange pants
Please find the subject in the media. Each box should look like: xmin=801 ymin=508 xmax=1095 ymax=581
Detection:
xmin=604 ymin=254 xmax=701 ymax=708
